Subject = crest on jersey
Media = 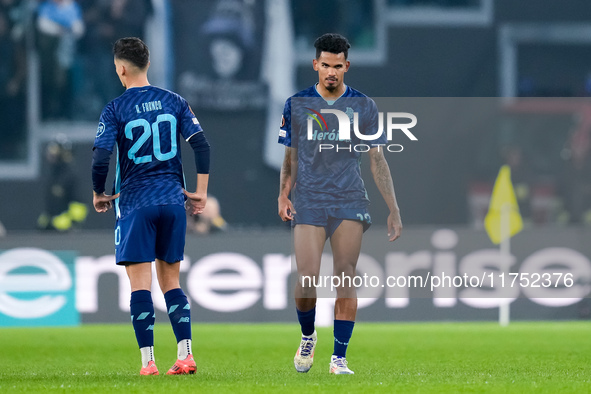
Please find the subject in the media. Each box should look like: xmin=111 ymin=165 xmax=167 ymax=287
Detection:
xmin=346 ymin=107 xmax=354 ymax=124
xmin=96 ymin=122 xmax=105 ymax=138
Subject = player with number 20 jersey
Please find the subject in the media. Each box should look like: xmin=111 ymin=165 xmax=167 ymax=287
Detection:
xmin=92 ymin=37 xmax=209 ymax=376
xmin=95 ymin=86 xmax=201 ymax=222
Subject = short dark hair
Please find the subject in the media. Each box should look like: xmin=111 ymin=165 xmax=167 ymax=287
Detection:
xmin=113 ymin=37 xmax=150 ymax=69
xmin=314 ymin=33 xmax=351 ymax=60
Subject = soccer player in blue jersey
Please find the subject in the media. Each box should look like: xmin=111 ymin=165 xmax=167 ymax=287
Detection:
xmin=92 ymin=37 xmax=210 ymax=376
xmin=278 ymin=33 xmax=403 ymax=375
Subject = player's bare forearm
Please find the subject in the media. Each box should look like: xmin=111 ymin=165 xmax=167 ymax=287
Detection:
xmin=369 ymin=148 xmax=402 ymax=241
xmin=184 ymin=174 xmax=209 ymax=215
xmin=278 ymin=147 xmax=296 ymax=221
xmin=196 ymin=173 xmax=209 ymax=196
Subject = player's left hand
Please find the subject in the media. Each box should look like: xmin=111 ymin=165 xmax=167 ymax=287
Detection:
xmin=387 ymin=210 xmax=402 ymax=242
xmin=93 ymin=192 xmax=119 ymax=213
xmin=184 ymin=190 xmax=207 ymax=215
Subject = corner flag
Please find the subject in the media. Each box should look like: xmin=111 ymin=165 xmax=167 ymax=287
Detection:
xmin=484 ymin=165 xmax=523 ymax=244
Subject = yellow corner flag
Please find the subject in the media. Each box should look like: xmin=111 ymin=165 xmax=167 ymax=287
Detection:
xmin=484 ymin=165 xmax=523 ymax=244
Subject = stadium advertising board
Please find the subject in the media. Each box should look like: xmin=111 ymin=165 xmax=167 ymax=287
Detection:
xmin=1 ymin=228 xmax=591 ymax=326
xmin=0 ymin=249 xmax=79 ymax=327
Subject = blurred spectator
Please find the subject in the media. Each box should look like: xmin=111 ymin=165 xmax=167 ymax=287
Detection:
xmin=388 ymin=0 xmax=479 ymax=7
xmin=293 ymin=0 xmax=374 ymax=49
xmin=37 ymin=135 xmax=88 ymax=231
xmin=201 ymin=0 xmax=256 ymax=81
xmin=36 ymin=0 xmax=85 ymax=120
xmin=0 ymin=0 xmax=26 ymax=160
xmin=77 ymin=0 xmax=120 ymax=118
xmin=559 ymin=123 xmax=591 ymax=225
xmin=499 ymin=144 xmax=534 ymax=222
xmin=187 ymin=195 xmax=227 ymax=235
xmin=110 ymin=0 xmax=153 ymax=40
xmin=74 ymin=0 xmax=153 ymax=119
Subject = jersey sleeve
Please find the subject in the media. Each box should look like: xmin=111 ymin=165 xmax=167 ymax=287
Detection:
xmin=179 ymin=98 xmax=204 ymax=141
xmin=278 ymin=97 xmax=292 ymax=147
xmin=93 ymin=102 xmax=118 ymax=152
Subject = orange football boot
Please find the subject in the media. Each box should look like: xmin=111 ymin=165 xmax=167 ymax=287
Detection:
xmin=166 ymin=354 xmax=197 ymax=375
xmin=140 ymin=360 xmax=159 ymax=375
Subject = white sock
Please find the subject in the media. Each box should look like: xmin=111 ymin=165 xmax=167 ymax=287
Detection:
xmin=178 ymin=339 xmax=192 ymax=360
xmin=303 ymin=330 xmax=316 ymax=338
xmin=140 ymin=346 xmax=155 ymax=368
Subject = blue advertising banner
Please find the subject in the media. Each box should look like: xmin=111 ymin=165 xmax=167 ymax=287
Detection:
xmin=0 ymin=248 xmax=79 ymax=327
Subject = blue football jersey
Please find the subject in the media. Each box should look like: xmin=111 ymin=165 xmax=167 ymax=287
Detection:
xmin=93 ymin=85 xmax=203 ymax=218
xmin=278 ymin=84 xmax=386 ymax=209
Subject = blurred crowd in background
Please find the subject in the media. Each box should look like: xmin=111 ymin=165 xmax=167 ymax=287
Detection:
xmin=2 ymin=0 xmax=591 ymax=232
xmin=0 ymin=0 xmax=154 ymax=162
xmin=1 ymin=0 xmax=153 ymax=123
xmin=0 ymin=0 xmax=26 ymax=160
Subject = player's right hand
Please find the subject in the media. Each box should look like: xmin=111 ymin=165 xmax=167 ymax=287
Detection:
xmin=93 ymin=192 xmax=119 ymax=213
xmin=387 ymin=210 xmax=402 ymax=242
xmin=184 ymin=190 xmax=207 ymax=215
xmin=278 ymin=195 xmax=295 ymax=221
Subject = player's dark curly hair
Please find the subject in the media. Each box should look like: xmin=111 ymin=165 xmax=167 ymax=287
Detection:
xmin=113 ymin=37 xmax=150 ymax=69
xmin=314 ymin=33 xmax=351 ymax=60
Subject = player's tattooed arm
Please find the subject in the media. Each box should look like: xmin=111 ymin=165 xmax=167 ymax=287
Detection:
xmin=369 ymin=147 xmax=402 ymax=241
xmin=278 ymin=147 xmax=296 ymax=221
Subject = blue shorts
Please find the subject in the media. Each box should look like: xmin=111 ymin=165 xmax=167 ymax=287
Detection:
xmin=292 ymin=208 xmax=372 ymax=238
xmin=115 ymin=205 xmax=186 ymax=265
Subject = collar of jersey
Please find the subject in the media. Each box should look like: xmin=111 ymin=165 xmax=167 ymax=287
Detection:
xmin=314 ymin=83 xmax=348 ymax=105
xmin=126 ymin=85 xmax=152 ymax=92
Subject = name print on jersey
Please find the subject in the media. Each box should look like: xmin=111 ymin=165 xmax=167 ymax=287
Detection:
xmin=135 ymin=100 xmax=163 ymax=114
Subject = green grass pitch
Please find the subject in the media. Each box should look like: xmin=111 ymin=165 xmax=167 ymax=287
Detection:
xmin=1 ymin=322 xmax=590 ymax=393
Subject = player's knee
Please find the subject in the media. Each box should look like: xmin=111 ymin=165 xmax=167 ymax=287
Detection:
xmin=334 ymin=262 xmax=356 ymax=277
xmin=298 ymin=273 xmax=319 ymax=289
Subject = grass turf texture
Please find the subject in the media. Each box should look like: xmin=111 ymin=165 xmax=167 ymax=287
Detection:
xmin=1 ymin=322 xmax=590 ymax=393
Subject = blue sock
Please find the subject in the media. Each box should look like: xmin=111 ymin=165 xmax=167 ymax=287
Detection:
xmin=164 ymin=288 xmax=192 ymax=343
xmin=296 ymin=307 xmax=316 ymax=336
xmin=130 ymin=290 xmax=155 ymax=348
xmin=333 ymin=320 xmax=355 ymax=358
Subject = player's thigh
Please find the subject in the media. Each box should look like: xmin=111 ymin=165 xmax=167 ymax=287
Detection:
xmin=154 ymin=205 xmax=186 ymax=264
xmin=125 ymin=262 xmax=153 ymax=292
xmin=330 ymin=219 xmax=364 ymax=276
xmin=293 ymin=224 xmax=326 ymax=277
